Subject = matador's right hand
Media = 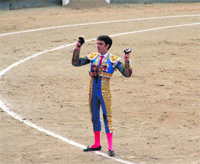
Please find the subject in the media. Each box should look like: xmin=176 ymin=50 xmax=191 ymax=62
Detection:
xmin=76 ymin=37 xmax=85 ymax=50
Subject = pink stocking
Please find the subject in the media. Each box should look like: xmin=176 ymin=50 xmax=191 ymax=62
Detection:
xmin=90 ymin=131 xmax=101 ymax=148
xmin=106 ymin=133 xmax=113 ymax=151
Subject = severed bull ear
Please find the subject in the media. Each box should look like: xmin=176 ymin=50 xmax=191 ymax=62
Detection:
xmin=124 ymin=48 xmax=132 ymax=54
xmin=78 ymin=36 xmax=85 ymax=47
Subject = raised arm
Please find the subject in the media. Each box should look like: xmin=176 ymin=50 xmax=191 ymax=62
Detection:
xmin=116 ymin=48 xmax=132 ymax=77
xmin=72 ymin=49 xmax=90 ymax=66
xmin=72 ymin=37 xmax=90 ymax=66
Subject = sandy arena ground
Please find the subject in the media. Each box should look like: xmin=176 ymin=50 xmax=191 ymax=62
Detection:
xmin=0 ymin=3 xmax=200 ymax=164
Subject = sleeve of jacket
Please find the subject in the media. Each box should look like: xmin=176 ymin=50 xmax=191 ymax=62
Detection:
xmin=116 ymin=60 xmax=133 ymax=77
xmin=72 ymin=48 xmax=90 ymax=66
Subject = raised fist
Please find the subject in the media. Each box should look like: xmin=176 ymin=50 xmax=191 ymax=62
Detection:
xmin=124 ymin=48 xmax=132 ymax=54
xmin=124 ymin=48 xmax=132 ymax=62
xmin=78 ymin=36 xmax=85 ymax=47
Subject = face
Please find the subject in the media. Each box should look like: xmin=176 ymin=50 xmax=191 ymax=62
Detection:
xmin=97 ymin=40 xmax=109 ymax=55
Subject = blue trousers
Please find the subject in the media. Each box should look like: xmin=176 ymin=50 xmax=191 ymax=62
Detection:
xmin=89 ymin=77 xmax=113 ymax=133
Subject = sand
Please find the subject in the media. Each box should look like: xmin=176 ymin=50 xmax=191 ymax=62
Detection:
xmin=0 ymin=3 xmax=200 ymax=164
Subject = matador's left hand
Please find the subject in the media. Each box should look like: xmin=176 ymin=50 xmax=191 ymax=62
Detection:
xmin=124 ymin=48 xmax=132 ymax=62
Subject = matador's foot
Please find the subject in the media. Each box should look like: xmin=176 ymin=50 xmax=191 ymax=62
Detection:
xmin=83 ymin=146 xmax=101 ymax=152
xmin=108 ymin=150 xmax=115 ymax=157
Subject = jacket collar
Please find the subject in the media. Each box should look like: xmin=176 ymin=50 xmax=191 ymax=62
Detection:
xmin=98 ymin=52 xmax=109 ymax=58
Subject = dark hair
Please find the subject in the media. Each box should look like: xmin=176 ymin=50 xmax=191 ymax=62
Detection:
xmin=97 ymin=35 xmax=112 ymax=50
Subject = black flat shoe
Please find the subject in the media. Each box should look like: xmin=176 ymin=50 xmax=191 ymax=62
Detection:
xmin=83 ymin=146 xmax=101 ymax=152
xmin=108 ymin=150 xmax=115 ymax=157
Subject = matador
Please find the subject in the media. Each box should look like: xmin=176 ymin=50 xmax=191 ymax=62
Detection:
xmin=72 ymin=35 xmax=132 ymax=156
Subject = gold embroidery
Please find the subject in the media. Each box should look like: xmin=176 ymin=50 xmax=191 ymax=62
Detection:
xmin=110 ymin=54 xmax=120 ymax=63
xmin=89 ymin=78 xmax=93 ymax=127
xmin=72 ymin=49 xmax=80 ymax=65
xmin=101 ymin=77 xmax=114 ymax=132
xmin=124 ymin=62 xmax=131 ymax=77
xmin=87 ymin=52 xmax=98 ymax=60
xmin=98 ymin=72 xmax=112 ymax=78
xmin=101 ymin=62 xmax=109 ymax=72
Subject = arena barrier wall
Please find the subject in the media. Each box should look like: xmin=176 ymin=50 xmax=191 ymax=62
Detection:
xmin=110 ymin=0 xmax=200 ymax=3
xmin=0 ymin=0 xmax=62 ymax=10
xmin=1 ymin=0 xmax=200 ymax=10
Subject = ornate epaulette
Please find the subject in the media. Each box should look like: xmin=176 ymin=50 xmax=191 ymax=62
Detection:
xmin=109 ymin=54 xmax=121 ymax=63
xmin=87 ymin=52 xmax=98 ymax=61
